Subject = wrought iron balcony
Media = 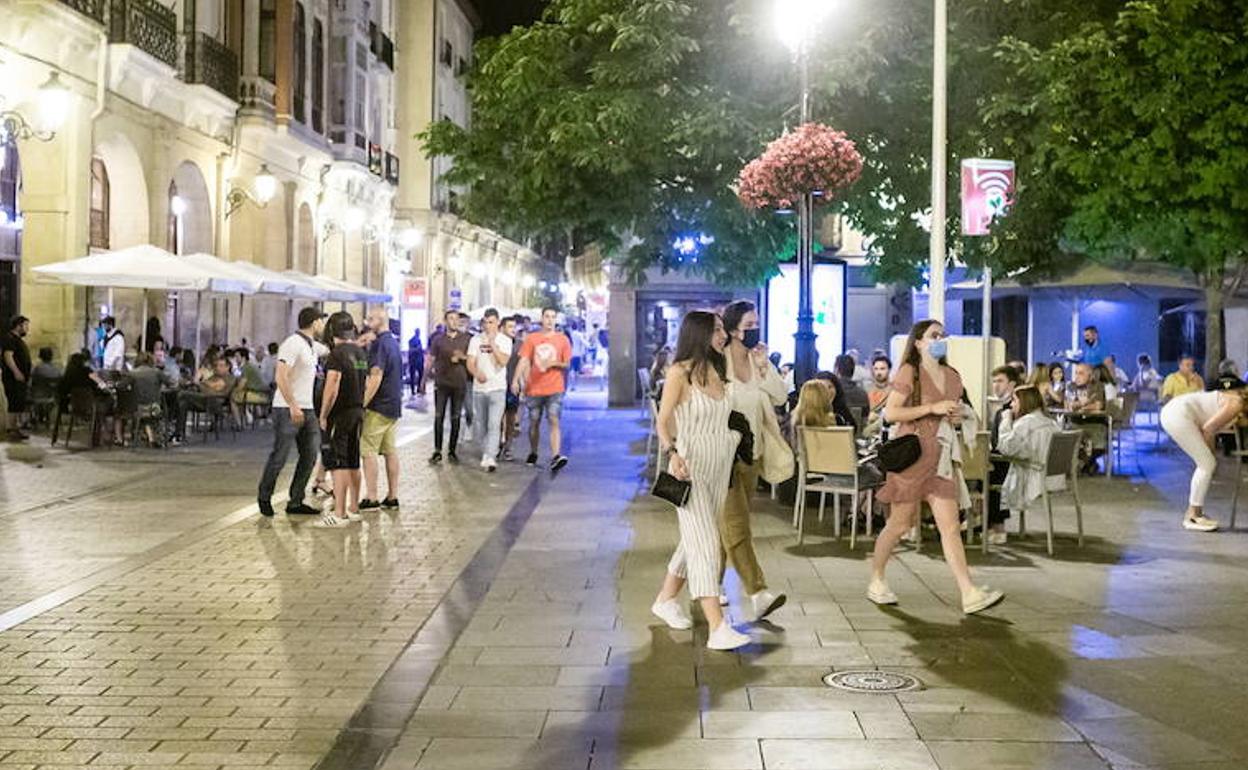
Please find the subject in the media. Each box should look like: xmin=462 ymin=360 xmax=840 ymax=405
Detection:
xmin=58 ymin=0 xmax=106 ymax=24
xmin=109 ymin=0 xmax=178 ymax=69
xmin=184 ymin=33 xmax=239 ymax=101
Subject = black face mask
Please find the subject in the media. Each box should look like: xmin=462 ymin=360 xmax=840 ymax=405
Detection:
xmin=741 ymin=329 xmax=761 ymax=349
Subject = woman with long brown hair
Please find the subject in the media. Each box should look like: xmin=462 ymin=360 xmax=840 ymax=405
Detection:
xmin=870 ymin=320 xmax=1004 ymax=614
xmin=651 ymin=311 xmax=752 ymax=650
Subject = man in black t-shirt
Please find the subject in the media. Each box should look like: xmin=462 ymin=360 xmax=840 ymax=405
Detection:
xmin=318 ymin=312 xmax=369 ymax=527
xmin=2 ymin=316 xmax=32 ymax=440
xmin=427 ymin=310 xmax=471 ymax=464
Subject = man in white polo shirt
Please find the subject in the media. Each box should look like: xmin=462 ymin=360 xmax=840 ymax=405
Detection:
xmin=258 ymin=307 xmax=327 ymax=517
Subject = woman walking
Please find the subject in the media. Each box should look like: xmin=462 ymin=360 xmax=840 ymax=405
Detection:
xmin=720 ymin=301 xmax=788 ymax=621
xmin=1161 ymin=388 xmax=1246 ymax=532
xmin=869 ymin=320 xmax=1004 ymax=614
xmin=651 ymin=311 xmax=752 ymax=651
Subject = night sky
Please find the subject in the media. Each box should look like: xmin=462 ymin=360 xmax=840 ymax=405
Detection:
xmin=476 ymin=0 xmax=547 ymax=37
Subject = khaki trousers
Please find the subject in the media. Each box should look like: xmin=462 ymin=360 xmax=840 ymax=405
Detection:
xmin=718 ymin=460 xmax=767 ymax=595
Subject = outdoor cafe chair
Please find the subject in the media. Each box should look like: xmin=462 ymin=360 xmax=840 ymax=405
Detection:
xmin=1013 ymin=430 xmax=1085 ymax=556
xmin=793 ymin=425 xmax=872 ymax=546
xmin=960 ymin=430 xmax=993 ymax=554
xmin=55 ymin=387 xmax=101 ymax=449
xmin=1109 ymin=391 xmax=1142 ymax=475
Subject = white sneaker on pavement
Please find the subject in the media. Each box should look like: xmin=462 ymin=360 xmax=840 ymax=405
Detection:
xmin=867 ymin=579 xmax=898 ymax=605
xmin=749 ymin=590 xmax=787 ymax=621
xmin=707 ymin=621 xmax=752 ymax=651
xmin=962 ymin=585 xmax=1005 ymax=615
xmin=718 ymin=592 xmax=729 ymax=607
xmin=1183 ymin=515 xmax=1219 ymax=532
xmin=987 ymin=530 xmax=1008 ymax=546
xmin=650 ymin=598 xmax=693 ymax=630
xmin=314 ymin=512 xmax=346 ymax=528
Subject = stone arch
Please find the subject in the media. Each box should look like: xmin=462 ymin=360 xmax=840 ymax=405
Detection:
xmin=169 ymin=160 xmax=213 ymax=255
xmin=92 ymin=131 xmax=151 ymax=249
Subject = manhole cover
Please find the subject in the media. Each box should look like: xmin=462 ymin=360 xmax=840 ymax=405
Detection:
xmin=822 ymin=670 xmax=923 ymax=693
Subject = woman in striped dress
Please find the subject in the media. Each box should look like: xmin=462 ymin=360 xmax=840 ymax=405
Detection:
xmin=651 ymin=311 xmax=752 ymax=651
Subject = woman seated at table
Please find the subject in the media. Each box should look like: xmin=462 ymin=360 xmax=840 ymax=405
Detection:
xmin=1161 ymin=387 xmax=1248 ymax=532
xmin=995 ymin=385 xmax=1060 ymax=537
xmin=170 ymin=356 xmax=235 ymax=444
xmin=1035 ymin=363 xmax=1066 ymax=411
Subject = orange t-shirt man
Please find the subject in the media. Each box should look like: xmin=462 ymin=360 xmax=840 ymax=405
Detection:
xmin=519 ymin=330 xmax=572 ymax=397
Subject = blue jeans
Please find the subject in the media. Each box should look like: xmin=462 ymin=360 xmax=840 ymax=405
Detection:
xmin=473 ymin=388 xmax=506 ymax=461
xmin=258 ymin=408 xmax=320 ymax=505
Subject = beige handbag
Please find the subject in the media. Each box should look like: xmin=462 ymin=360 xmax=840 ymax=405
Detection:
xmin=760 ymin=409 xmax=795 ymax=484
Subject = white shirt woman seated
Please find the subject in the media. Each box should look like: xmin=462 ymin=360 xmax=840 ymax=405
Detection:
xmin=996 ymin=385 xmax=1061 ymax=515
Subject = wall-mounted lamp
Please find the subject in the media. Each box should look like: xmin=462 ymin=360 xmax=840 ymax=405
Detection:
xmin=397 ymin=227 xmax=423 ymax=250
xmin=170 ymin=195 xmax=188 ymax=217
xmin=0 ymin=71 xmax=70 ymax=143
xmin=225 ymin=164 xmax=277 ymax=218
xmin=520 ymin=275 xmax=536 ymax=289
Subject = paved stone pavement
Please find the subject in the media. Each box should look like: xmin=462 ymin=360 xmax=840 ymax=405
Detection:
xmin=2 ymin=396 xmax=1248 ymax=769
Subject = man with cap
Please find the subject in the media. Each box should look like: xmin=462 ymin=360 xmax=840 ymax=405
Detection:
xmin=258 ymin=307 xmax=327 ymax=517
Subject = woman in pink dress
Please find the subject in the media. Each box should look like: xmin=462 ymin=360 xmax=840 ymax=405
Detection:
xmin=869 ymin=320 xmax=1004 ymax=615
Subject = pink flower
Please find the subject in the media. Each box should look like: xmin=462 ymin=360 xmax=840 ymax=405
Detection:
xmin=736 ymin=123 xmax=863 ymax=211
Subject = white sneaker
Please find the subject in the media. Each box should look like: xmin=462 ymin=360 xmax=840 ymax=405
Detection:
xmin=749 ymin=590 xmax=787 ymax=621
xmin=314 ymin=512 xmax=346 ymax=528
xmin=707 ymin=621 xmax=752 ymax=651
xmin=962 ymin=585 xmax=1005 ymax=615
xmin=718 ymin=592 xmax=729 ymax=607
xmin=483 ymin=456 xmax=497 ymax=473
xmin=345 ymin=511 xmax=363 ymax=522
xmin=867 ymin=579 xmax=898 ymax=605
xmin=1183 ymin=515 xmax=1219 ymax=532
xmin=650 ymin=598 xmax=693 ymax=630
xmin=987 ymin=530 xmax=1008 ymax=546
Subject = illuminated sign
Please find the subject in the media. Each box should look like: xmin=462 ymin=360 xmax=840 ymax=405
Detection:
xmin=960 ymin=159 xmax=1015 ymax=236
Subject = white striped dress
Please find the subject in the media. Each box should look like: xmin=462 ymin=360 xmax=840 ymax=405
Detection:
xmin=667 ymin=382 xmax=739 ymax=598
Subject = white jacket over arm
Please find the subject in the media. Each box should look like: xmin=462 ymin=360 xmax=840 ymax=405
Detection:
xmin=996 ymin=411 xmax=1061 ymax=510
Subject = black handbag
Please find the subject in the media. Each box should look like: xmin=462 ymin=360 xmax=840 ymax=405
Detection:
xmin=651 ymin=470 xmax=692 ymax=507
xmin=878 ymin=434 xmax=921 ymax=473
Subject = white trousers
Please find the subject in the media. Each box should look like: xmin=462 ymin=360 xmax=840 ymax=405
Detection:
xmin=1161 ymin=404 xmax=1216 ymax=507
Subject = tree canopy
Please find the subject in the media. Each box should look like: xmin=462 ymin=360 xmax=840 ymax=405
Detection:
xmin=422 ymin=0 xmax=1247 ymax=321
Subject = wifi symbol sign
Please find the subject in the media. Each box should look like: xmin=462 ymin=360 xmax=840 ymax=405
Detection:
xmin=960 ymin=159 xmax=1015 ymax=237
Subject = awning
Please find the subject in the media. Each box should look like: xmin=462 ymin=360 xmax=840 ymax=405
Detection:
xmin=294 ymin=273 xmax=391 ymax=303
xmin=182 ymin=254 xmax=328 ymax=300
xmin=32 ymin=244 xmax=258 ymax=294
xmin=945 ymin=261 xmax=1202 ymax=302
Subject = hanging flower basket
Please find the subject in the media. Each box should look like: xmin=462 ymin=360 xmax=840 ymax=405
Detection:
xmin=736 ymin=123 xmax=864 ymax=211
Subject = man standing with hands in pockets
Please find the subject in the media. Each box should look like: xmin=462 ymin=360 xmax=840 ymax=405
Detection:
xmin=512 ymin=307 xmax=571 ymax=472
xmin=467 ymin=308 xmax=512 ymax=472
xmin=258 ymin=307 xmax=326 ymax=517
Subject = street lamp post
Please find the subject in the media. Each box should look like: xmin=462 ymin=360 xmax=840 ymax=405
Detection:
xmin=929 ymin=0 xmax=948 ymax=323
xmin=776 ymin=0 xmax=831 ymax=386
xmin=794 ymin=46 xmax=818 ymax=385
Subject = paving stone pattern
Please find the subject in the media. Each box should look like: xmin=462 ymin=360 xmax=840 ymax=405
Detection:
xmin=2 ymin=397 xmax=1248 ymax=769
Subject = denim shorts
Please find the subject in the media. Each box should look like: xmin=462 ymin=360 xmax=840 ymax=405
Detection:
xmin=526 ymin=393 xmax=563 ymax=422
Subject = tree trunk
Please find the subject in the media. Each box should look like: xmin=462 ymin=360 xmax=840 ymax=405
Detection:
xmin=1204 ymin=281 xmax=1225 ymax=382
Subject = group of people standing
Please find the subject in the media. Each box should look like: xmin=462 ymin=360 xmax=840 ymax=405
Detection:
xmin=257 ymin=306 xmax=405 ymax=528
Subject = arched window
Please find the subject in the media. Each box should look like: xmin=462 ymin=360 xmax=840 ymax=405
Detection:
xmin=293 ymin=2 xmax=307 ymax=122
xmin=89 ymin=157 xmax=110 ymax=250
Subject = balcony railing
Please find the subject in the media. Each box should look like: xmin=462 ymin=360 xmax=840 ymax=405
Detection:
xmin=58 ymin=0 xmax=106 ymax=24
xmin=185 ymin=32 xmax=239 ymax=101
xmin=109 ymin=0 xmax=177 ymax=69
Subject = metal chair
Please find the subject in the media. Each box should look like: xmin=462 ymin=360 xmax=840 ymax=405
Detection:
xmin=1109 ymin=391 xmax=1141 ymax=475
xmin=1015 ymin=430 xmax=1085 ymax=556
xmin=960 ymin=430 xmax=993 ymax=553
xmin=793 ymin=426 xmax=869 ymax=545
xmin=56 ymin=387 xmax=101 ymax=448
xmin=27 ymin=373 xmax=59 ymax=427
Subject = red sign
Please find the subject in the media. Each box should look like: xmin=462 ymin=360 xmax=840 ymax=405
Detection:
xmin=402 ymin=278 xmax=427 ymax=309
xmin=960 ymin=159 xmax=1015 ymax=236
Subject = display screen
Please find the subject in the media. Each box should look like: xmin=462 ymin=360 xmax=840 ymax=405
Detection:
xmin=765 ymin=261 xmax=847 ymax=371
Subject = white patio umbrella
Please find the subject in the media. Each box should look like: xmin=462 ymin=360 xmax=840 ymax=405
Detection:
xmin=33 ymin=244 xmax=259 ymax=357
xmin=293 ymin=273 xmax=391 ymax=304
